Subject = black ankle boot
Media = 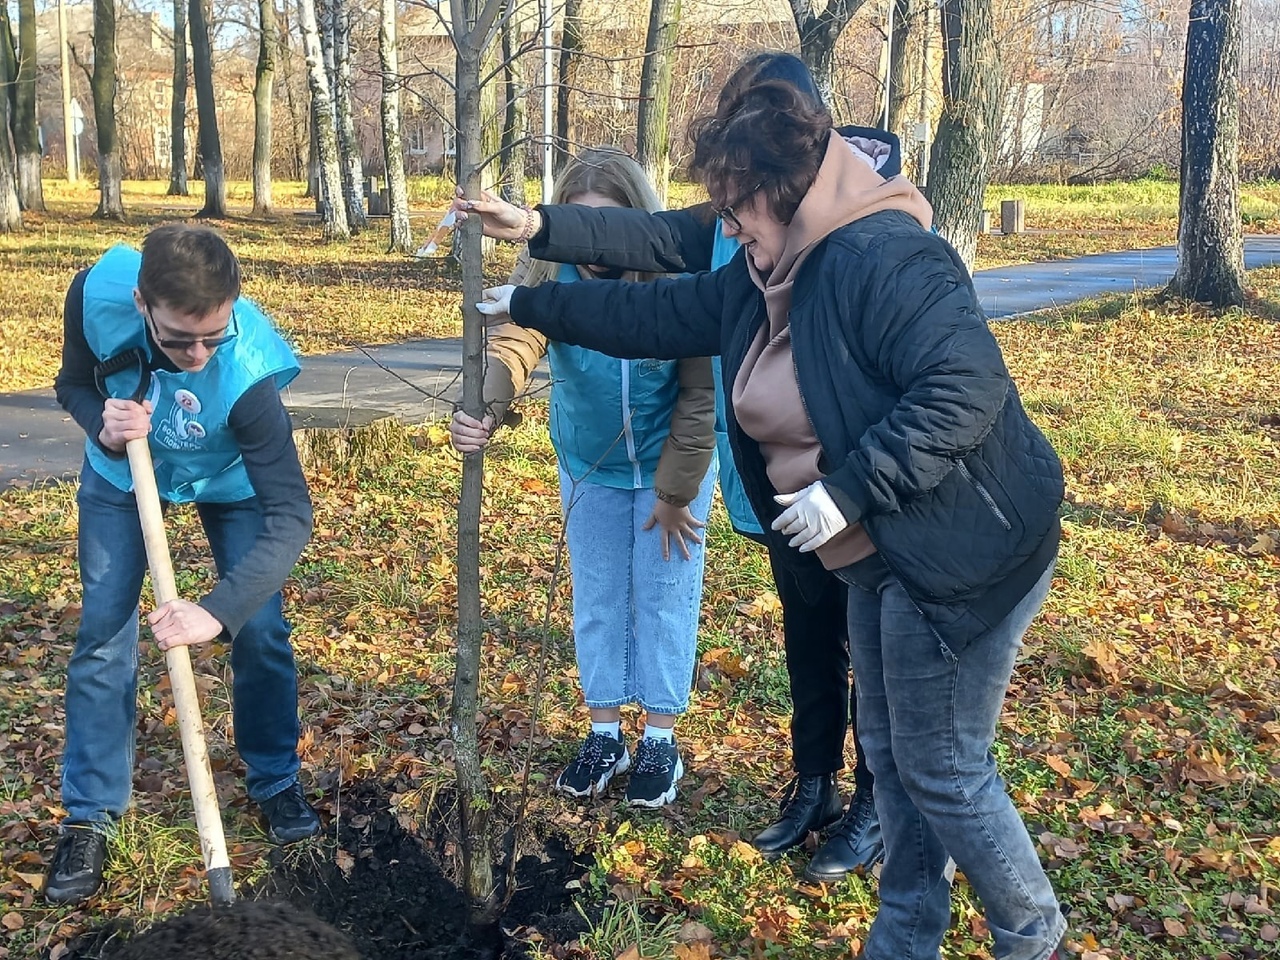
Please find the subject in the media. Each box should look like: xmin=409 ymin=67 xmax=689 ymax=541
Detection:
xmin=752 ymin=774 xmax=844 ymax=858
xmin=803 ymin=784 xmax=885 ymax=882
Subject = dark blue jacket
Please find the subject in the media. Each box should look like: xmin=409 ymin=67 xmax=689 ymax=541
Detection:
xmin=512 ymin=209 xmax=1063 ymax=653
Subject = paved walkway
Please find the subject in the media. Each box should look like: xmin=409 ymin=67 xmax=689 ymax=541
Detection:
xmin=4 ymin=237 xmax=1279 ymax=486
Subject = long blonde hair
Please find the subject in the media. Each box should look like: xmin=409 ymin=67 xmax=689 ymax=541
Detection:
xmin=519 ymin=147 xmax=663 ymax=289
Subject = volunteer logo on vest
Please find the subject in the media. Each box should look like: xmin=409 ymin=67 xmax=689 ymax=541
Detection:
xmin=151 ymin=381 xmax=209 ymax=451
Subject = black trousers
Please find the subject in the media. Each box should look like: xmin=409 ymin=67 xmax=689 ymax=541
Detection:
xmin=769 ymin=548 xmax=874 ymax=793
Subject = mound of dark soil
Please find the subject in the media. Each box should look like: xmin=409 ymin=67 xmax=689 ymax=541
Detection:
xmin=60 ymin=779 xmax=591 ymax=960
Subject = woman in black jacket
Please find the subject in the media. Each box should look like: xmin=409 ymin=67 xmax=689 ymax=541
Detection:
xmin=457 ymin=51 xmax=886 ymax=882
xmin=474 ymin=80 xmax=1066 ymax=960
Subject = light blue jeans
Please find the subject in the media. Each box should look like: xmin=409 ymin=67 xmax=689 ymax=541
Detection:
xmin=848 ymin=562 xmax=1063 ymax=960
xmin=559 ymin=464 xmax=716 ymax=715
xmin=62 ymin=462 xmax=302 ymax=831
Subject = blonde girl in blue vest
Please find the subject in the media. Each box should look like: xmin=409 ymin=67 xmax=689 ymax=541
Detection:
xmin=450 ymin=148 xmax=718 ymax=808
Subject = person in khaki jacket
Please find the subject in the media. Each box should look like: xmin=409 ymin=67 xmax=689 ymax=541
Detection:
xmin=451 ymin=148 xmax=717 ymax=808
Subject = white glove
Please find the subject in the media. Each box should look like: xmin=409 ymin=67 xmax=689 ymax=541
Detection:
xmin=475 ymin=284 xmax=515 ymax=322
xmin=772 ymin=481 xmax=848 ymax=552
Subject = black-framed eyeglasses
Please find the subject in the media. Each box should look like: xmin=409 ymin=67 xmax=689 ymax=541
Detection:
xmin=712 ymin=181 xmax=765 ymax=233
xmin=145 ymin=302 xmax=238 ymax=351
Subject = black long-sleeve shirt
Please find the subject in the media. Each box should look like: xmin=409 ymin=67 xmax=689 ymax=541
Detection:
xmin=55 ymin=269 xmax=313 ymax=639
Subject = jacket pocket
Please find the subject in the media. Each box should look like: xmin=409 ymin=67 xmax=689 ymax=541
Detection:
xmin=955 ymin=458 xmax=1012 ymax=531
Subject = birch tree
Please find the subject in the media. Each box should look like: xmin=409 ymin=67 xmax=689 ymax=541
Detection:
xmin=0 ymin=6 xmax=21 ymax=231
xmin=1167 ymin=0 xmax=1245 ymax=306
xmin=168 ymin=0 xmax=189 ymax=196
xmin=252 ymin=0 xmax=277 ymax=216
xmin=331 ymin=0 xmax=367 ymax=231
xmin=189 ymin=0 xmax=227 ymax=218
xmin=297 ymin=0 xmax=349 ymax=239
xmin=378 ymin=0 xmax=411 ymax=252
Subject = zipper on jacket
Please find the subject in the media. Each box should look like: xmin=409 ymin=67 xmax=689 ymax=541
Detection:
xmin=620 ymin=359 xmax=641 ymax=487
xmin=955 ymin=459 xmax=1012 ymax=530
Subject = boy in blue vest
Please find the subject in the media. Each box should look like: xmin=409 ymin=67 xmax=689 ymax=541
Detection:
xmin=44 ymin=224 xmax=318 ymax=904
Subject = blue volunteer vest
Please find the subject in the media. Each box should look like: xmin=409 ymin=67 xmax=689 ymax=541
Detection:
xmin=545 ymin=264 xmax=683 ymax=490
xmin=710 ymin=225 xmax=764 ymax=535
xmin=82 ymin=244 xmax=300 ymax=504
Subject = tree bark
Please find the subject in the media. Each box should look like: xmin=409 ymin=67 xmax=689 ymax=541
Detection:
xmin=168 ymin=0 xmax=189 ymax=196
xmin=925 ymin=0 xmax=1002 ymax=271
xmin=189 ymin=0 xmax=227 ymax=218
xmin=278 ymin=1 xmax=307 ymax=181
xmin=451 ymin=0 xmax=505 ymax=944
xmin=554 ymin=0 xmax=582 ymax=172
xmin=636 ymin=0 xmax=681 ymax=206
xmin=92 ymin=0 xmax=124 ymax=220
xmin=498 ymin=6 xmax=526 ymax=206
xmin=788 ymin=0 xmax=867 ymax=111
xmin=14 ymin=0 xmax=44 ymax=212
xmin=252 ymin=0 xmax=276 ymax=216
xmin=884 ymin=0 xmax=916 ymax=137
xmin=1167 ymin=0 xmax=1245 ymax=307
xmin=298 ymin=0 xmax=348 ymax=239
xmin=332 ymin=0 xmax=367 ymax=231
xmin=0 ymin=6 xmax=22 ymax=231
xmin=378 ymin=0 xmax=412 ymax=252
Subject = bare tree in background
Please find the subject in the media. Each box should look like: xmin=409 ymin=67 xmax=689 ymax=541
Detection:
xmin=883 ymin=0 xmax=918 ymax=138
xmin=190 ymin=0 xmax=227 ymax=218
xmin=298 ymin=0 xmax=349 ymax=238
xmin=636 ymin=0 xmax=681 ymax=205
xmin=926 ymin=0 xmax=1003 ymax=270
xmin=0 ymin=6 xmax=21 ymax=231
xmin=14 ymin=0 xmax=44 ymax=211
xmin=788 ymin=0 xmax=867 ymax=110
xmin=332 ymin=0 xmax=367 ymax=231
xmin=555 ymin=0 xmax=583 ymax=171
xmin=1167 ymin=0 xmax=1245 ymax=306
xmin=252 ymin=0 xmax=277 ymax=215
xmin=498 ymin=3 xmax=527 ymax=205
xmin=378 ymin=0 xmax=412 ymax=252
xmin=168 ymin=0 xmax=189 ymax=195
xmin=92 ymin=0 xmax=124 ymax=219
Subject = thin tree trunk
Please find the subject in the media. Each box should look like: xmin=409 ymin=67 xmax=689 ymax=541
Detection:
xmin=278 ymin=1 xmax=306 ymax=181
xmin=0 ymin=6 xmax=22 ymax=231
xmin=332 ymin=0 xmax=366 ymax=231
xmin=378 ymin=0 xmax=411 ymax=252
xmin=925 ymin=0 xmax=1002 ymax=271
xmin=92 ymin=0 xmax=124 ymax=220
xmin=168 ymin=0 xmax=189 ymax=195
xmin=189 ymin=0 xmax=227 ymax=218
xmin=252 ymin=0 xmax=276 ymax=216
xmin=451 ymin=0 xmax=506 ymax=946
xmin=788 ymin=0 xmax=866 ymax=111
xmin=554 ymin=0 xmax=582 ymax=172
xmin=1167 ymin=0 xmax=1245 ymax=306
xmin=636 ymin=0 xmax=680 ymax=206
xmin=297 ymin=0 xmax=348 ymax=239
xmin=498 ymin=7 xmax=526 ymax=206
xmin=14 ymin=0 xmax=44 ymax=211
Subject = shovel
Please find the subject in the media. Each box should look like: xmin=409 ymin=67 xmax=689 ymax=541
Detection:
xmin=125 ymin=435 xmax=236 ymax=906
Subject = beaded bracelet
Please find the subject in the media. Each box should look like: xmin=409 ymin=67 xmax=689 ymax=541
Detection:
xmin=516 ymin=206 xmax=537 ymax=243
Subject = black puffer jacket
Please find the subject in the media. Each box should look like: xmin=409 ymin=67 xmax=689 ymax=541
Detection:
xmin=511 ymin=210 xmax=1063 ymax=653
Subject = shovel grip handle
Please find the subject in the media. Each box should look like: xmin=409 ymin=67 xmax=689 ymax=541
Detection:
xmin=126 ymin=438 xmax=236 ymax=905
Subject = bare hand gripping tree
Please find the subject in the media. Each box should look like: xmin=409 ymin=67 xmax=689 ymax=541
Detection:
xmin=1167 ymin=0 xmax=1246 ymax=307
xmin=451 ymin=0 xmax=506 ymax=941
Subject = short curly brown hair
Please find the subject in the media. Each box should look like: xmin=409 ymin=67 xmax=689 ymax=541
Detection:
xmin=689 ymin=79 xmax=832 ymax=226
xmin=113 ymin=900 xmax=360 ymax=960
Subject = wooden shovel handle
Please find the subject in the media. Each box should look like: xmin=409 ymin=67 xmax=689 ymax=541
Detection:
xmin=126 ymin=438 xmax=235 ymax=905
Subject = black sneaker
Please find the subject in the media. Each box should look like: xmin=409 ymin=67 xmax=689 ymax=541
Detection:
xmin=44 ymin=825 xmax=109 ymax=904
xmin=555 ymin=732 xmax=631 ymax=797
xmin=259 ymin=781 xmax=321 ymax=844
xmin=625 ymin=736 xmax=683 ymax=808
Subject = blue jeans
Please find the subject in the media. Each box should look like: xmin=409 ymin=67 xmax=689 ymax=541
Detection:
xmin=62 ymin=462 xmax=301 ymax=831
xmin=559 ymin=464 xmax=716 ymax=715
xmin=847 ymin=562 xmax=1062 ymax=960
